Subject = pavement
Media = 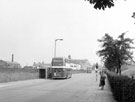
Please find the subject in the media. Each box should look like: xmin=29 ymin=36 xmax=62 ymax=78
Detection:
xmin=82 ymin=72 xmax=116 ymax=102
xmin=0 ymin=72 xmax=117 ymax=102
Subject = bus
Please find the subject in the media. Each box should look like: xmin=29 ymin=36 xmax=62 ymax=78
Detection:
xmin=51 ymin=57 xmax=72 ymax=79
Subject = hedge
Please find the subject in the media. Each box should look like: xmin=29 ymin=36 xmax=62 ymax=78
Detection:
xmin=107 ymin=71 xmax=135 ymax=102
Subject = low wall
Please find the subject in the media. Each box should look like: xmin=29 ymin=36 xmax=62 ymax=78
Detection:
xmin=0 ymin=68 xmax=39 ymax=83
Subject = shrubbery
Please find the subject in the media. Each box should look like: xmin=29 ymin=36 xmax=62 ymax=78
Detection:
xmin=107 ymin=71 xmax=135 ymax=102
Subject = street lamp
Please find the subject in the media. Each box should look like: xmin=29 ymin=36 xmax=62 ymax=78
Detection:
xmin=54 ymin=39 xmax=63 ymax=57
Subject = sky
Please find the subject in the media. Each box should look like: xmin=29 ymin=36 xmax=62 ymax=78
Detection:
xmin=0 ymin=0 xmax=135 ymax=67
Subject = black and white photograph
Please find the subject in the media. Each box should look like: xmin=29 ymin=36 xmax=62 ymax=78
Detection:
xmin=0 ymin=0 xmax=135 ymax=102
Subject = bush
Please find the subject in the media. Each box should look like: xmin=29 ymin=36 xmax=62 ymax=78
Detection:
xmin=107 ymin=71 xmax=135 ymax=102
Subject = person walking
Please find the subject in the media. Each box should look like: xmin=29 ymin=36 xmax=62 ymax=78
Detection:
xmin=99 ymin=71 xmax=106 ymax=90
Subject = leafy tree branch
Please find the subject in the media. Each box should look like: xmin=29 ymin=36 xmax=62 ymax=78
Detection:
xmin=97 ymin=33 xmax=134 ymax=74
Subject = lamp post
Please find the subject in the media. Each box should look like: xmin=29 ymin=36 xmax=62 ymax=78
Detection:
xmin=54 ymin=39 xmax=63 ymax=57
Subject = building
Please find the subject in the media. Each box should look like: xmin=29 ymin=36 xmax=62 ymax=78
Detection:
xmin=69 ymin=59 xmax=91 ymax=70
xmin=0 ymin=60 xmax=8 ymax=68
xmin=70 ymin=63 xmax=81 ymax=70
xmin=0 ymin=60 xmax=21 ymax=68
xmin=33 ymin=62 xmax=51 ymax=69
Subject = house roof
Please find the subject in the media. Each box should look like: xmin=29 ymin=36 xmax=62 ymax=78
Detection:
xmin=69 ymin=59 xmax=88 ymax=64
xmin=6 ymin=61 xmax=20 ymax=65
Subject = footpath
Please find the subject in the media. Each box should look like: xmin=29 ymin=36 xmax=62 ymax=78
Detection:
xmin=76 ymin=71 xmax=117 ymax=102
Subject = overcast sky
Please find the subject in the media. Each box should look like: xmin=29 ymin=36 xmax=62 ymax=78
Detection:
xmin=0 ymin=0 xmax=135 ymax=66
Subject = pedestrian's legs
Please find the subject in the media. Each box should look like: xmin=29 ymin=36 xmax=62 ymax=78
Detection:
xmin=100 ymin=80 xmax=105 ymax=90
xmin=101 ymin=85 xmax=104 ymax=90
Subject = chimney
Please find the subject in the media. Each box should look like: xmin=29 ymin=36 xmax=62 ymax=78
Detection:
xmin=12 ymin=54 xmax=14 ymax=62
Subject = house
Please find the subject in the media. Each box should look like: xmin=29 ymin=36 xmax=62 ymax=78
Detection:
xmin=0 ymin=60 xmax=21 ymax=68
xmin=69 ymin=59 xmax=91 ymax=70
xmin=33 ymin=62 xmax=51 ymax=69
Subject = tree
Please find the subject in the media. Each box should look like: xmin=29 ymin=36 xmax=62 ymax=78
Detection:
xmin=132 ymin=12 xmax=135 ymax=18
xmin=85 ymin=0 xmax=135 ymax=24
xmin=132 ymin=12 xmax=135 ymax=24
xmin=116 ymin=33 xmax=134 ymax=74
xmin=85 ymin=0 xmax=115 ymax=10
xmin=97 ymin=33 xmax=134 ymax=74
xmin=97 ymin=34 xmax=117 ymax=71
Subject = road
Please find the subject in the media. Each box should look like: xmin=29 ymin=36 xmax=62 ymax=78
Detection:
xmin=0 ymin=71 xmax=115 ymax=102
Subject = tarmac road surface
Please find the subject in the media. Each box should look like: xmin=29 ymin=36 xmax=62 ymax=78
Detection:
xmin=0 ymin=72 xmax=116 ymax=102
